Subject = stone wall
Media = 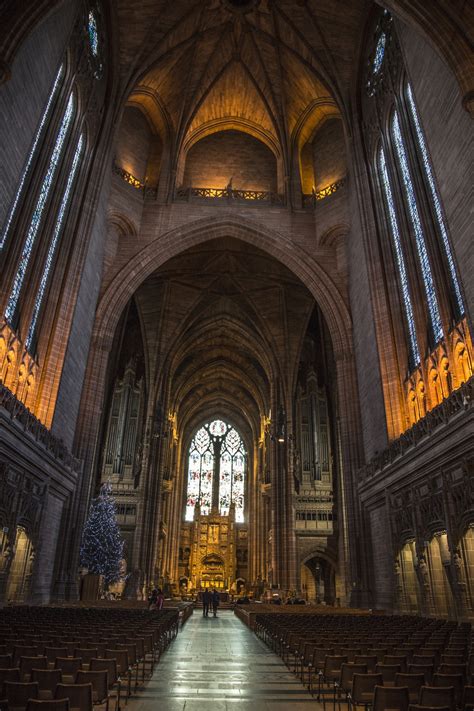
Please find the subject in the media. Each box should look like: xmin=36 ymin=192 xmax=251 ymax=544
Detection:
xmin=0 ymin=1 xmax=77 ymax=225
xmin=115 ymin=106 xmax=153 ymax=184
xmin=183 ymin=130 xmax=278 ymax=193
xmin=312 ymin=118 xmax=347 ymax=191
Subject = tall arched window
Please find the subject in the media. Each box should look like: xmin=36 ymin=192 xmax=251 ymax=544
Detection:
xmin=0 ymin=64 xmax=64 ymax=251
xmin=185 ymin=419 xmax=246 ymax=522
xmin=4 ymin=92 xmax=76 ymax=325
xmin=26 ymin=133 xmax=85 ymax=350
xmin=378 ymin=144 xmax=420 ymax=367
xmin=362 ymin=9 xmax=472 ymax=432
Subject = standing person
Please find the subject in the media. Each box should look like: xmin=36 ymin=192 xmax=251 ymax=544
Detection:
xmin=148 ymin=588 xmax=158 ymax=610
xmin=212 ymin=588 xmax=220 ymax=617
xmin=202 ymin=589 xmax=210 ymax=617
xmin=156 ymin=588 xmax=165 ymax=610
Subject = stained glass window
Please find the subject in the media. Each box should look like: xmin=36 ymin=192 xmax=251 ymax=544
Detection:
xmin=185 ymin=419 xmax=246 ymax=522
xmin=4 ymin=93 xmax=75 ymax=325
xmin=406 ymin=83 xmax=465 ymax=317
xmin=186 ymin=426 xmax=214 ymax=521
xmin=88 ymin=10 xmax=99 ymax=57
xmin=391 ymin=110 xmax=444 ymax=344
xmin=26 ymin=134 xmax=84 ymax=350
xmin=373 ymin=31 xmax=386 ymax=75
xmin=219 ymin=427 xmax=246 ymax=522
xmin=0 ymin=65 xmax=64 ymax=251
xmin=378 ymin=146 xmax=420 ymax=367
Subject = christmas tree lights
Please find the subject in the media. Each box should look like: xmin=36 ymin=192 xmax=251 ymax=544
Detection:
xmin=80 ymin=482 xmax=124 ymax=587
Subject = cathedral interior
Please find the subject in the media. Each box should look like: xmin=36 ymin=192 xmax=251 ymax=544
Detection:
xmin=0 ymin=0 xmax=473 ymax=625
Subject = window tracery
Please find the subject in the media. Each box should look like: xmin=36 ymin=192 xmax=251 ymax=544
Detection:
xmin=406 ymin=84 xmax=465 ymax=318
xmin=378 ymin=145 xmax=420 ymax=367
xmin=26 ymin=134 xmax=84 ymax=350
xmin=391 ymin=110 xmax=443 ymax=344
xmin=5 ymin=93 xmax=75 ymax=325
xmin=363 ymin=10 xmax=472 ymax=435
xmin=186 ymin=420 xmax=246 ymax=522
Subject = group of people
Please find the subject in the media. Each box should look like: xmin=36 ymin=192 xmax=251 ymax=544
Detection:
xmin=202 ymin=589 xmax=220 ymax=617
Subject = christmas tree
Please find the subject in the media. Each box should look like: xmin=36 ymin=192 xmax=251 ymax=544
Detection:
xmin=80 ymin=482 xmax=125 ymax=587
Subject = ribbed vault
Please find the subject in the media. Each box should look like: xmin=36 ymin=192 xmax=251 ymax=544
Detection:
xmin=131 ymin=236 xmax=315 ymax=447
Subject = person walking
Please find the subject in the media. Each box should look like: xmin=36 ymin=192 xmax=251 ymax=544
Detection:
xmin=202 ymin=589 xmax=210 ymax=617
xmin=212 ymin=588 xmax=220 ymax=617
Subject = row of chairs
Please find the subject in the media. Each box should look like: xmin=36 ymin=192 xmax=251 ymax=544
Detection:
xmin=0 ymin=606 xmax=182 ymax=711
xmin=255 ymin=612 xmax=473 ymax=709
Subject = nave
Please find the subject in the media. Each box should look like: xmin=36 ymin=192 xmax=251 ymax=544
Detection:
xmin=131 ymin=610 xmax=315 ymax=711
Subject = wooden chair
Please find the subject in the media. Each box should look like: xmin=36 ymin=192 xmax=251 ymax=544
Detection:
xmin=55 ymin=683 xmax=93 ymax=711
xmin=30 ymin=670 xmax=62 ymax=701
xmin=19 ymin=659 xmax=47 ymax=683
xmin=26 ymin=701 xmax=70 ymax=711
xmin=373 ymin=685 xmax=409 ymax=711
xmin=75 ymin=671 xmax=110 ymax=711
xmin=349 ymin=672 xmax=383 ymax=710
xmin=4 ymin=681 xmax=39 ymax=711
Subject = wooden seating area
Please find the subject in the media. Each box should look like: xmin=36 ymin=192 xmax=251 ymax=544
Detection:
xmin=255 ymin=612 xmax=473 ymax=710
xmin=0 ymin=606 xmax=182 ymax=711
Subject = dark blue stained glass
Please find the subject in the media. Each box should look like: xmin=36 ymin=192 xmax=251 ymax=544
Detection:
xmin=392 ymin=110 xmax=444 ymax=344
xmin=373 ymin=31 xmax=386 ymax=75
xmin=88 ymin=10 xmax=99 ymax=57
xmin=26 ymin=134 xmax=84 ymax=350
xmin=5 ymin=94 xmax=75 ymax=324
xmin=0 ymin=65 xmax=64 ymax=251
xmin=407 ymin=83 xmax=464 ymax=317
xmin=378 ymin=146 xmax=420 ymax=366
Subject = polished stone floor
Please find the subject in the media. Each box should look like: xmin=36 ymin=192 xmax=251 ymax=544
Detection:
xmin=129 ymin=609 xmax=322 ymax=710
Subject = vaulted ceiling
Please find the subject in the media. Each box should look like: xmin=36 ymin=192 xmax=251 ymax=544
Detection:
xmin=118 ymin=0 xmax=369 ymax=162
xmin=132 ymin=237 xmax=316 ymax=441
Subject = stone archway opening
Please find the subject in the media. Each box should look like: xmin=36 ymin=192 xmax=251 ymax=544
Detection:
xmin=301 ymin=555 xmax=336 ymax=605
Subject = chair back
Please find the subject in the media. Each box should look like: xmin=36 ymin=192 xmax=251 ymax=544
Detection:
xmin=339 ymin=663 xmax=367 ymax=692
xmin=105 ymin=651 xmax=128 ymax=675
xmin=75 ymin=671 xmax=108 ymax=704
xmin=373 ymin=684 xmax=409 ymax=711
xmin=55 ymin=683 xmax=93 ymax=711
xmin=0 ymin=656 xmax=12 ymax=669
xmin=351 ymin=673 xmax=384 ymax=704
xmin=0 ymin=668 xmax=20 ymax=696
xmin=20 ymin=657 xmax=47 ymax=681
xmin=26 ymin=700 xmax=70 ymax=711
xmin=44 ymin=650 xmax=67 ymax=667
xmin=31 ymin=669 xmax=62 ymax=697
xmin=4 ymin=681 xmax=39 ymax=707
xmin=354 ymin=655 xmax=378 ymax=673
xmin=376 ymin=662 xmax=401 ymax=684
xmin=89 ymin=659 xmax=117 ymax=687
xmin=419 ymin=684 xmax=455 ymax=711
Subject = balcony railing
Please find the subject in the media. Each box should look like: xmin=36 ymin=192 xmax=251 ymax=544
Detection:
xmin=0 ymin=381 xmax=81 ymax=472
xmin=112 ymin=163 xmax=157 ymax=200
xmin=303 ymin=177 xmax=346 ymax=207
xmin=358 ymin=376 xmax=473 ymax=481
xmin=175 ymin=186 xmax=285 ymax=205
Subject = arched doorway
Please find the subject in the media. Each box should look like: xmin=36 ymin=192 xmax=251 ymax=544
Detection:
xmin=301 ymin=555 xmax=336 ymax=605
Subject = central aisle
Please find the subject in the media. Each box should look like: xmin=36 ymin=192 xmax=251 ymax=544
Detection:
xmin=132 ymin=609 xmax=317 ymax=710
